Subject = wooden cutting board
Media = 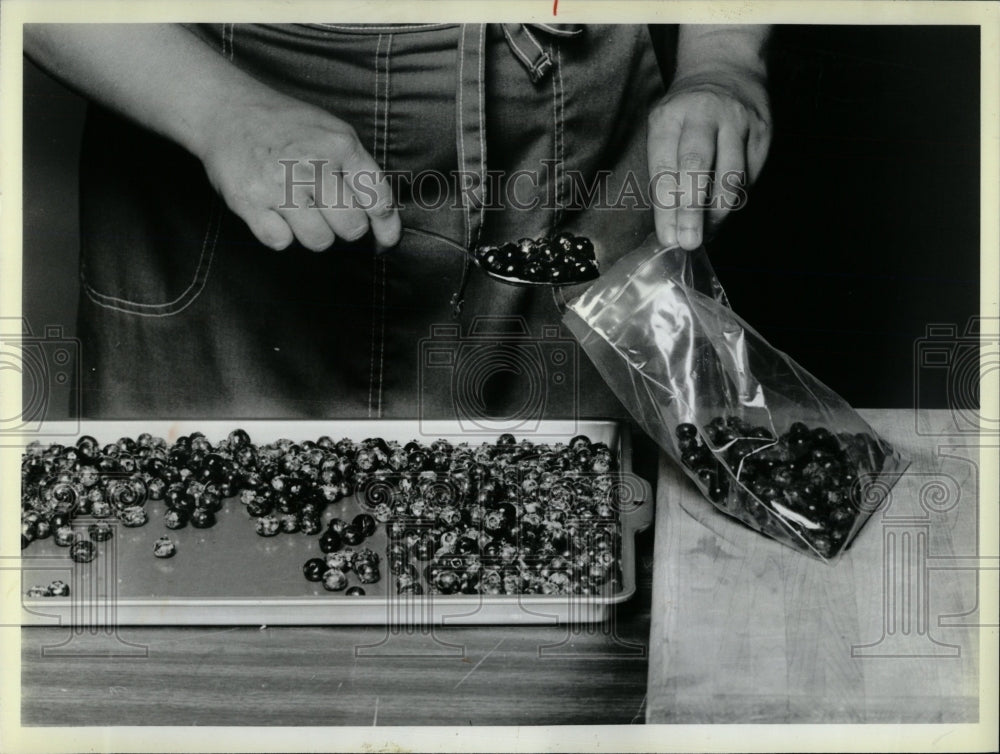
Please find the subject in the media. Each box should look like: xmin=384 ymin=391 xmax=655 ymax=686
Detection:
xmin=646 ymin=408 xmax=988 ymax=723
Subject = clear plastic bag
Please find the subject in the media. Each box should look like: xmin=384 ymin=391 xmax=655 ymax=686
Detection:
xmin=563 ymin=233 xmax=909 ymax=562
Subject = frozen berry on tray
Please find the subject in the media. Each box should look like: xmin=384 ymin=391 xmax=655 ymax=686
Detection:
xmin=88 ymin=522 xmax=114 ymax=542
xmin=153 ymin=536 xmax=176 ymax=559
xmin=302 ymin=557 xmax=326 ymax=582
xmin=322 ymin=568 xmax=348 ymax=592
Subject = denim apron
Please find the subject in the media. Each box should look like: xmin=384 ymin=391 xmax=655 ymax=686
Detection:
xmin=76 ymin=23 xmax=665 ymax=420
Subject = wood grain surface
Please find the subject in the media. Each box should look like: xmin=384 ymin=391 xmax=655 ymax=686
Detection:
xmin=20 ymin=409 xmax=990 ymax=726
xmin=646 ymin=409 xmax=988 ymax=723
xmin=20 ymin=530 xmax=655 ymax=727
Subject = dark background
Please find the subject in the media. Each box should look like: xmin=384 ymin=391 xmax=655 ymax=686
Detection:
xmin=22 ymin=24 xmax=981 ymax=418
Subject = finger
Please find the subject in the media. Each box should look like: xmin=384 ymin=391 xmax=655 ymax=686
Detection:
xmin=647 ymin=110 xmax=684 ymax=247
xmin=242 ymin=208 xmax=294 ymax=251
xmin=278 ymin=206 xmax=336 ymax=252
xmin=675 ymin=121 xmax=718 ymax=250
xmin=317 ymin=171 xmax=370 ymax=243
xmin=747 ymin=124 xmax=771 ymax=184
xmin=708 ymin=125 xmax=746 ymax=231
xmin=336 ymin=142 xmax=402 ymax=248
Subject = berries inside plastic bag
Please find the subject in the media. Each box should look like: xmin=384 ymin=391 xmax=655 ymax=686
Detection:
xmin=563 ymin=233 xmax=909 ymax=562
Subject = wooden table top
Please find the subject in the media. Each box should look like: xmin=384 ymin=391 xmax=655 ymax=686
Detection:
xmin=19 ymin=409 xmax=992 ymax=729
xmin=646 ymin=408 xmax=990 ymax=724
xmin=20 ymin=536 xmax=655 ymax=727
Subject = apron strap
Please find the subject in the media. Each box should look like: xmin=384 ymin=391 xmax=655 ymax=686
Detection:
xmin=503 ymin=23 xmax=583 ymax=83
xmin=456 ymin=23 xmax=488 ymax=250
xmin=451 ymin=23 xmax=489 ymax=316
xmin=449 ymin=22 xmax=583 ymax=316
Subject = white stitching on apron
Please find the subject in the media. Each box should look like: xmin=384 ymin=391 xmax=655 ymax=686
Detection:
xmin=311 ymin=23 xmax=453 ymax=33
xmin=81 ymin=209 xmax=222 ymax=317
xmin=522 ymin=26 xmax=546 ymax=56
xmin=550 ymin=43 xmax=559 ymax=234
xmin=476 ymin=24 xmax=486 ymax=245
xmin=375 ymin=36 xmax=393 ymax=418
xmin=381 ymin=36 xmax=393 ymax=170
xmin=371 ymin=34 xmax=383 ymax=158
xmin=533 ymin=23 xmax=583 ymax=35
xmin=501 ymin=25 xmax=535 ymax=71
xmin=556 ymin=43 xmax=566 ymax=229
xmin=367 ymin=34 xmax=384 ymax=418
xmin=457 ymin=27 xmax=469 ymax=250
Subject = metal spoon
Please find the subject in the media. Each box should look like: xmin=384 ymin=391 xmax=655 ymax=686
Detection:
xmin=471 ymin=237 xmax=600 ymax=288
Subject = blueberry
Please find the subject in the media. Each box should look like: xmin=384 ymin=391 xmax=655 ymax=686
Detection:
xmin=69 ymin=540 xmax=96 ymax=563
xmin=432 ymin=569 xmax=461 ymax=595
xmin=571 ymin=237 xmax=594 ymax=256
xmin=246 ymin=497 xmax=272 ymax=518
xmin=412 ymin=536 xmax=435 ymax=561
xmin=299 ymin=514 xmax=322 ymax=535
xmin=227 ymin=428 xmax=251 ymax=447
xmin=523 ymin=261 xmax=545 ymax=281
xmin=771 ymin=465 xmax=795 ymax=487
xmin=553 ymin=232 xmax=575 ymax=252
xmin=341 ymin=525 xmax=364 ymax=546
xmin=327 ymin=517 xmax=349 ymax=535
xmin=536 ymin=243 xmax=557 ymax=265
xmin=319 ymin=530 xmax=342 ymax=553
xmin=708 ymin=478 xmax=730 ymax=503
xmin=322 ymin=569 xmax=348 ymax=592
xmin=352 ymin=513 xmax=376 ymax=537
xmin=254 ymin=514 xmax=280 ymax=537
xmin=153 ymin=536 xmax=177 ymax=559
xmin=787 ymin=422 xmax=809 ymax=438
xmin=676 ymin=423 xmax=698 ymax=440
xmin=164 ymin=509 xmax=187 ymax=530
xmin=302 ymin=558 xmax=326 ymax=582
xmin=189 ymin=507 xmax=215 ymax=529
xmin=88 ymin=522 xmax=113 ymax=542
xmin=355 ymin=561 xmax=381 ymax=584
xmin=681 ymin=449 xmax=706 ymax=469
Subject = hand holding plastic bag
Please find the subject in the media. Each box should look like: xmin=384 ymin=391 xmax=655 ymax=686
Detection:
xmin=564 ymin=234 xmax=909 ymax=561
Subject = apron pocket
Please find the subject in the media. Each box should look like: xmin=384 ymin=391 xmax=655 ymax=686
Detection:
xmin=79 ymin=106 xmax=221 ymax=317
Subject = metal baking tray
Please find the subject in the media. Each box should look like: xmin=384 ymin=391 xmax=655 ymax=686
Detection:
xmin=19 ymin=420 xmax=652 ymax=625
